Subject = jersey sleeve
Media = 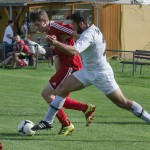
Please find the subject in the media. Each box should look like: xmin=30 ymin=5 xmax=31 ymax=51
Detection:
xmin=51 ymin=22 xmax=74 ymax=36
xmin=74 ymin=31 xmax=94 ymax=53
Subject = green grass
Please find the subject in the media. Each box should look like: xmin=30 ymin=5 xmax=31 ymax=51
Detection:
xmin=0 ymin=61 xmax=150 ymax=150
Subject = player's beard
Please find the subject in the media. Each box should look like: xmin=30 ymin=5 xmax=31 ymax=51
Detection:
xmin=77 ymin=25 xmax=83 ymax=34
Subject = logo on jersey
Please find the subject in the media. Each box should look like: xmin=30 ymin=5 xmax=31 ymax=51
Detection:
xmin=52 ymin=82 xmax=56 ymax=86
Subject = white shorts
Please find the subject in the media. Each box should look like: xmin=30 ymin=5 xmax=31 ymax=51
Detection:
xmin=73 ymin=67 xmax=119 ymax=95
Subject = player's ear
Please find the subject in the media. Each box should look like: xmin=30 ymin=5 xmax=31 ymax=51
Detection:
xmin=79 ymin=22 xmax=83 ymax=26
xmin=79 ymin=22 xmax=86 ymax=28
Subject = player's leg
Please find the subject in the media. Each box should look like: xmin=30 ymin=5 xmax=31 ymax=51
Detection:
xmin=44 ymin=66 xmax=96 ymax=128
xmin=41 ymin=82 xmax=55 ymax=103
xmin=32 ymin=73 xmax=86 ymax=131
xmin=41 ymin=82 xmax=73 ymax=133
xmin=46 ymin=71 xmax=88 ymax=123
xmin=48 ymin=74 xmax=85 ymax=124
xmin=36 ymin=67 xmax=78 ymax=135
xmin=55 ymin=69 xmax=96 ymax=127
xmin=92 ymin=66 xmax=150 ymax=124
xmin=107 ymin=87 xmax=150 ymax=123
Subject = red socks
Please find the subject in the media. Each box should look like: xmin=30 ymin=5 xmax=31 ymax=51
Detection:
xmin=63 ymin=97 xmax=88 ymax=112
xmin=56 ymin=108 xmax=70 ymax=126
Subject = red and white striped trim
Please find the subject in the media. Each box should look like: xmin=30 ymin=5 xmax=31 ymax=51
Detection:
xmin=50 ymin=22 xmax=73 ymax=35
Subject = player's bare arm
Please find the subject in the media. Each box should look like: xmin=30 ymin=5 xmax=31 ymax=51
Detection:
xmin=45 ymin=35 xmax=78 ymax=56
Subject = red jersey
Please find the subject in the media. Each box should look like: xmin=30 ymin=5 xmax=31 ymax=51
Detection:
xmin=15 ymin=40 xmax=30 ymax=54
xmin=47 ymin=22 xmax=82 ymax=70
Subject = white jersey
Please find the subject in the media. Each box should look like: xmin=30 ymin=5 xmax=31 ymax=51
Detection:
xmin=3 ymin=25 xmax=14 ymax=44
xmin=73 ymin=25 xmax=119 ymax=94
xmin=74 ymin=24 xmax=110 ymax=71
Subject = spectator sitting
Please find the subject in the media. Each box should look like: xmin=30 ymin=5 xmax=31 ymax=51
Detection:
xmin=0 ymin=35 xmax=30 ymax=68
xmin=24 ymin=39 xmax=46 ymax=67
xmin=12 ymin=35 xmax=30 ymax=68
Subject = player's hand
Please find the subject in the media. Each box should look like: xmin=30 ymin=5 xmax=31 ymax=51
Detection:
xmin=45 ymin=35 xmax=57 ymax=45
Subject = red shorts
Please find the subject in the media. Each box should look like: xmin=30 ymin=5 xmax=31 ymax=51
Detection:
xmin=49 ymin=66 xmax=74 ymax=90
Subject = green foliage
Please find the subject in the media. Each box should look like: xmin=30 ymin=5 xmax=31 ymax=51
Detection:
xmin=0 ymin=61 xmax=150 ymax=150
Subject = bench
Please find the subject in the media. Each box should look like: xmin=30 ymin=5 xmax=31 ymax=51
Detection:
xmin=120 ymin=50 xmax=150 ymax=75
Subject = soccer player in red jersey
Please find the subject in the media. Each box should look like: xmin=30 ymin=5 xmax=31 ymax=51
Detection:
xmin=30 ymin=10 xmax=96 ymax=135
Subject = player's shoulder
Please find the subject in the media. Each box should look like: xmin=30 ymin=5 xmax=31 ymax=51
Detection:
xmin=89 ymin=25 xmax=101 ymax=33
xmin=89 ymin=25 xmax=103 ymax=38
xmin=81 ymin=25 xmax=95 ymax=37
xmin=51 ymin=22 xmax=63 ymax=27
xmin=51 ymin=22 xmax=73 ymax=30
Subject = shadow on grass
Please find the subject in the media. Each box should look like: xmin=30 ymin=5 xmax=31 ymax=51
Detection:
xmin=0 ymin=132 xmax=56 ymax=140
xmin=0 ymin=113 xmax=41 ymax=117
xmin=0 ymin=65 xmax=36 ymax=70
xmin=1 ymin=132 xmax=149 ymax=144
xmin=72 ymin=121 xmax=146 ymax=125
xmin=93 ymin=121 xmax=146 ymax=125
xmin=58 ymin=138 xmax=150 ymax=144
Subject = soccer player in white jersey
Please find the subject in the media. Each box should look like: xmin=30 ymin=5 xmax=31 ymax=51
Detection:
xmin=32 ymin=11 xmax=150 ymax=131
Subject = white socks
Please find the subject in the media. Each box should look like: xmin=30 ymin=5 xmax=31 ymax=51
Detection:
xmin=44 ymin=96 xmax=65 ymax=124
xmin=44 ymin=106 xmax=58 ymax=124
xmin=130 ymin=101 xmax=150 ymax=123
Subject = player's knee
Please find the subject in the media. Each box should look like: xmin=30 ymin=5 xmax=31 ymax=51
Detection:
xmin=41 ymin=88 xmax=54 ymax=102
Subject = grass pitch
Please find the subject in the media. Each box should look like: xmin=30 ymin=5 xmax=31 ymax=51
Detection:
xmin=0 ymin=60 xmax=150 ymax=150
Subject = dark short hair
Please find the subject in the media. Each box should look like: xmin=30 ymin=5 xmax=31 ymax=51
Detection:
xmin=8 ymin=20 xmax=14 ymax=24
xmin=70 ymin=11 xmax=89 ymax=24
